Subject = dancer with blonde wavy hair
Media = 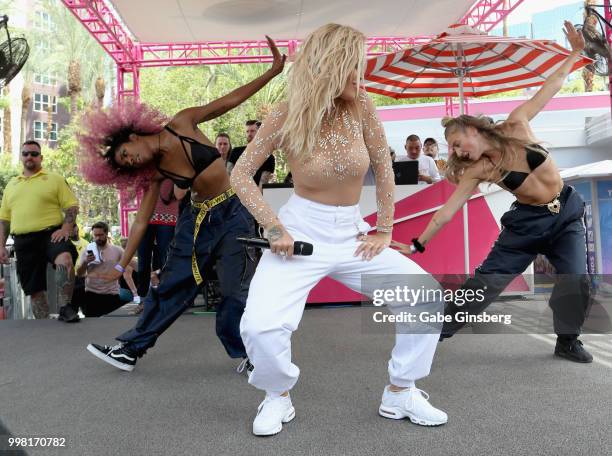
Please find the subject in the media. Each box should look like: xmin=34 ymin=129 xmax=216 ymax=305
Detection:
xmin=231 ymin=23 xmax=447 ymax=436
xmin=79 ymin=37 xmax=285 ymax=373
xmin=393 ymin=22 xmax=593 ymax=364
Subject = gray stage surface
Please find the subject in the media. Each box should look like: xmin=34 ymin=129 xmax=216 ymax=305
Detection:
xmin=1 ymin=305 xmax=611 ymax=456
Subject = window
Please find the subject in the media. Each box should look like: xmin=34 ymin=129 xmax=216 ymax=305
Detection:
xmin=33 ymin=93 xmax=57 ymax=113
xmin=34 ymin=72 xmax=58 ymax=86
xmin=33 ymin=121 xmax=58 ymax=141
xmin=34 ymin=11 xmax=54 ymax=31
xmin=36 ymin=39 xmax=52 ymax=53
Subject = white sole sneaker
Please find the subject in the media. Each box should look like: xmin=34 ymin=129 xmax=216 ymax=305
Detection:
xmin=86 ymin=344 xmax=135 ymax=372
xmin=378 ymin=405 xmax=447 ymax=426
xmin=253 ymin=406 xmax=296 ymax=436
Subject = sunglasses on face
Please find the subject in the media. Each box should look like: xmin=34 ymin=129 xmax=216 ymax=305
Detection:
xmin=21 ymin=151 xmax=41 ymax=157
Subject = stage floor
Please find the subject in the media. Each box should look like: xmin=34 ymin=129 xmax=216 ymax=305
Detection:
xmin=1 ymin=304 xmax=611 ymax=456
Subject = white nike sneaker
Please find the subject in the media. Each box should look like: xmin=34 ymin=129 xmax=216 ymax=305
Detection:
xmin=379 ymin=385 xmax=447 ymax=426
xmin=252 ymin=394 xmax=295 ymax=436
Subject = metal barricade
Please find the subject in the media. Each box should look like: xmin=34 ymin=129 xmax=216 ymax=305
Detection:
xmin=1 ymin=259 xmax=32 ymax=319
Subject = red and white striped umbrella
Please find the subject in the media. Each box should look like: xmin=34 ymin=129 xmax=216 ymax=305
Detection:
xmin=364 ymin=25 xmax=591 ymax=113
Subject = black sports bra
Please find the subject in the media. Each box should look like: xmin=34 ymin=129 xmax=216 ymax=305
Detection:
xmin=156 ymin=126 xmax=221 ymax=189
xmin=498 ymin=144 xmax=549 ymax=191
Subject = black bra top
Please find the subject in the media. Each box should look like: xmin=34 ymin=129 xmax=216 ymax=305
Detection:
xmin=499 ymin=144 xmax=549 ymax=191
xmin=156 ymin=126 xmax=221 ymax=189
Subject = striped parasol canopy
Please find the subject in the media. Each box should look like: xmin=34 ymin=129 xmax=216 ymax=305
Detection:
xmin=364 ymin=24 xmax=592 ymax=112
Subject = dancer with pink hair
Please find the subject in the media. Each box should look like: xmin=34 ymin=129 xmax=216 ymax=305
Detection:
xmin=81 ymin=37 xmax=285 ymax=374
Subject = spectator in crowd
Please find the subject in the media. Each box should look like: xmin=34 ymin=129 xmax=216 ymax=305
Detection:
xmin=136 ymin=178 xmax=178 ymax=301
xmin=401 ymin=134 xmax=441 ymax=184
xmin=76 ymin=221 xmax=129 ymax=317
xmin=227 ymin=120 xmax=276 ymax=190
xmin=0 ymin=140 xmax=80 ymax=322
xmin=215 ymin=133 xmax=232 ymax=164
xmin=390 ymin=147 xmax=396 ymax=163
xmin=423 ymin=137 xmax=447 ymax=174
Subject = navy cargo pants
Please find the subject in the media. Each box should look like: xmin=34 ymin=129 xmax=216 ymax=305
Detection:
xmin=444 ymin=185 xmax=591 ymax=339
xmin=117 ymin=195 xmax=257 ymax=358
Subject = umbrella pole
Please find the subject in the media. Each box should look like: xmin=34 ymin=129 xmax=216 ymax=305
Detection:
xmin=455 ymin=43 xmax=466 ymax=116
xmin=459 ymin=75 xmax=465 ymax=115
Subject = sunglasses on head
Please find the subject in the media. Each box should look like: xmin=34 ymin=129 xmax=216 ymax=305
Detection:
xmin=21 ymin=151 xmax=41 ymax=157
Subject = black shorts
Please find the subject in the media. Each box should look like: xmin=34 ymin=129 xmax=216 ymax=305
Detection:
xmin=12 ymin=227 xmax=78 ymax=296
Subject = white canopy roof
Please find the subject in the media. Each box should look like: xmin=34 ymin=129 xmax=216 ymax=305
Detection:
xmin=109 ymin=0 xmax=477 ymax=42
xmin=560 ymin=160 xmax=612 ymax=180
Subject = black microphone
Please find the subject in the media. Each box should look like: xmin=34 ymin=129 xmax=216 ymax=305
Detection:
xmin=236 ymin=237 xmax=314 ymax=256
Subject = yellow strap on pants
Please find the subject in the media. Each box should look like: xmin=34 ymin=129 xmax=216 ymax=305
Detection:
xmin=190 ymin=188 xmax=236 ymax=285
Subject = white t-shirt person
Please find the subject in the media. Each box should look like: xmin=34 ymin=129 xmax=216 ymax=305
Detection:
xmin=400 ymin=135 xmax=441 ymax=184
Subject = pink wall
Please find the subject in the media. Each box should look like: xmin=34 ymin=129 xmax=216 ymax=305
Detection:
xmin=376 ymin=94 xmax=610 ymax=122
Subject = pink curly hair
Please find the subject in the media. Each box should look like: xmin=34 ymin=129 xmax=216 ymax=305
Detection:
xmin=77 ymin=101 xmax=169 ymax=190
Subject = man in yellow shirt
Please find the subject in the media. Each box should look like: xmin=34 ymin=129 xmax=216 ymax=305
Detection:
xmin=0 ymin=140 xmax=80 ymax=322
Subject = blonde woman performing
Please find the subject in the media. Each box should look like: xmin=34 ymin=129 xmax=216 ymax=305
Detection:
xmin=231 ymin=24 xmax=447 ymax=436
xmin=394 ymin=22 xmax=593 ymax=364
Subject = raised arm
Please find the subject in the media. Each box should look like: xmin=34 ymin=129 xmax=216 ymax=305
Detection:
xmin=509 ymin=21 xmax=586 ymax=123
xmin=177 ymin=36 xmax=285 ymax=126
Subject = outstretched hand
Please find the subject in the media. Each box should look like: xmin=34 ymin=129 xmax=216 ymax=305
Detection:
xmin=389 ymin=240 xmax=414 ymax=256
xmin=266 ymin=35 xmax=286 ymax=76
xmin=354 ymin=232 xmax=391 ymax=261
xmin=564 ymin=20 xmax=585 ymax=54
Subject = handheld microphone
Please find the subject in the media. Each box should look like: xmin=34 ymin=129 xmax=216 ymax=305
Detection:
xmin=236 ymin=237 xmax=313 ymax=256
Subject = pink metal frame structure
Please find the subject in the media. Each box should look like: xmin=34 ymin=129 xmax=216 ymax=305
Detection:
xmin=62 ymin=0 xmax=526 ymax=102
xmin=604 ymin=0 xmax=612 ymax=119
xmin=61 ymin=0 xmax=527 ymax=233
xmin=461 ymin=0 xmax=526 ymax=32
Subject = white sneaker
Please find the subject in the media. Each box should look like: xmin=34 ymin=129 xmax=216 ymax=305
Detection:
xmin=379 ymin=386 xmax=447 ymax=426
xmin=252 ymin=394 xmax=295 ymax=436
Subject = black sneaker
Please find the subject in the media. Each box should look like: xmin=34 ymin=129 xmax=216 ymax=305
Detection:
xmin=554 ymin=338 xmax=593 ymax=363
xmin=236 ymin=357 xmax=254 ymax=378
xmin=87 ymin=343 xmax=138 ymax=371
xmin=58 ymin=305 xmax=80 ymax=323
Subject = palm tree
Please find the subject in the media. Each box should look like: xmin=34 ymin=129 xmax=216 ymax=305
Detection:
xmin=95 ymin=76 xmax=105 ymax=107
xmin=67 ymin=60 xmax=81 ymax=114
xmin=1 ymin=0 xmax=16 ymax=154
xmin=38 ymin=0 xmax=110 ymax=112
xmin=20 ymin=82 xmax=31 ymax=145
xmin=1 ymin=87 xmax=11 ymax=154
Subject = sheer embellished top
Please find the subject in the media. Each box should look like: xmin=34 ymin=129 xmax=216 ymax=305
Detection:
xmin=230 ymin=91 xmax=395 ymax=228
xmin=498 ymin=143 xmax=549 ymax=191
xmin=156 ymin=125 xmax=221 ymax=189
